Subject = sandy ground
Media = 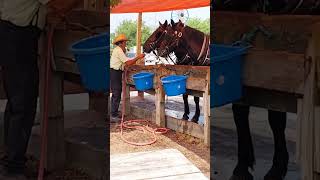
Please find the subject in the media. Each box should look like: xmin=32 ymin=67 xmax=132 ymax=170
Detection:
xmin=110 ymin=92 xmax=210 ymax=178
xmin=212 ymin=105 xmax=301 ymax=180
xmin=110 ymin=120 xmax=210 ymax=178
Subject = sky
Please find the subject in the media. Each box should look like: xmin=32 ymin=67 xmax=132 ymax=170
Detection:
xmin=110 ymin=6 xmax=210 ymax=33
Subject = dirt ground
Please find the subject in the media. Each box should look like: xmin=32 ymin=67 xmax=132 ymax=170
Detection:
xmin=110 ymin=118 xmax=210 ymax=178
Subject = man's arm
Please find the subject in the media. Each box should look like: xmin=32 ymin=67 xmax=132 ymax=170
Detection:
xmin=125 ymin=54 xmax=145 ymax=66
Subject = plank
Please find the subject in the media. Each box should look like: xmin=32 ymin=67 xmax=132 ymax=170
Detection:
xmin=315 ymin=106 xmax=320 ymax=173
xmin=213 ymin=11 xmax=320 ymax=53
xmin=203 ymin=72 xmax=210 ymax=146
xmin=126 ymin=65 xmax=210 ymax=92
xmin=110 ymin=149 xmax=208 ymax=180
xmin=125 ymin=84 xmax=131 ymax=116
xmin=155 ymin=84 xmax=166 ymax=127
xmin=243 ymin=49 xmax=305 ymax=94
xmin=241 ymin=87 xmax=299 ymax=113
xmin=166 ymin=116 xmax=204 ymax=139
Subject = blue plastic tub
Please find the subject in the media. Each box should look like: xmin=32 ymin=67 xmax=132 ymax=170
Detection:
xmin=132 ymin=72 xmax=155 ymax=91
xmin=161 ymin=75 xmax=187 ymax=96
xmin=70 ymin=33 xmax=109 ymax=92
xmin=211 ymin=44 xmax=249 ymax=107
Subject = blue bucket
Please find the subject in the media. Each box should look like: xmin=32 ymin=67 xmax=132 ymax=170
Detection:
xmin=211 ymin=44 xmax=250 ymax=108
xmin=70 ymin=33 xmax=109 ymax=92
xmin=161 ymin=75 xmax=187 ymax=96
xmin=132 ymin=72 xmax=155 ymax=91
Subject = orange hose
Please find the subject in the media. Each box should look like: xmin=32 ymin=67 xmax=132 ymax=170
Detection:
xmin=119 ymin=69 xmax=169 ymax=146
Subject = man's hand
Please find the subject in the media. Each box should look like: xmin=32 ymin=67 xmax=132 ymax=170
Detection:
xmin=137 ymin=54 xmax=145 ymax=59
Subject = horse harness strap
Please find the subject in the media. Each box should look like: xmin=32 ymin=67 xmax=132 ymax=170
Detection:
xmin=197 ymin=34 xmax=210 ymax=65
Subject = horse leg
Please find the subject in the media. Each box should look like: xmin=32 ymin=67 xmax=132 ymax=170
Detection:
xmin=191 ymin=96 xmax=200 ymax=123
xmin=264 ymin=110 xmax=288 ymax=180
xmin=230 ymin=103 xmax=254 ymax=180
xmin=182 ymin=94 xmax=189 ymax=120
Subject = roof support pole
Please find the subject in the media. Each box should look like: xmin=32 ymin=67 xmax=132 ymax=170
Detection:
xmin=136 ymin=12 xmax=144 ymax=98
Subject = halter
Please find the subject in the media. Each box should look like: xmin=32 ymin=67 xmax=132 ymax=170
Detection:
xmin=148 ymin=27 xmax=176 ymax=65
xmin=162 ymin=26 xmax=210 ymax=66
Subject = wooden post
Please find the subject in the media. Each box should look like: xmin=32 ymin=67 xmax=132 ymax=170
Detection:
xmin=203 ymin=70 xmax=210 ymax=146
xmin=155 ymin=85 xmax=166 ymax=127
xmin=155 ymin=68 xmax=165 ymax=127
xmin=136 ymin=13 xmax=144 ymax=98
xmin=89 ymin=92 xmax=108 ymax=117
xmin=125 ymin=84 xmax=131 ymax=116
xmin=39 ymin=33 xmax=65 ymax=171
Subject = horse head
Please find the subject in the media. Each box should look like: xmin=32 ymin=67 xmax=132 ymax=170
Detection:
xmin=157 ymin=19 xmax=185 ymax=58
xmin=143 ymin=20 xmax=169 ymax=53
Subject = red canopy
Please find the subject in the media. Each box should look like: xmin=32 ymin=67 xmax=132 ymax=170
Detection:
xmin=111 ymin=0 xmax=210 ymax=13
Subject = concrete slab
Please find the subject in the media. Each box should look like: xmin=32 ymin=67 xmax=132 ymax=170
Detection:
xmin=110 ymin=149 xmax=208 ymax=180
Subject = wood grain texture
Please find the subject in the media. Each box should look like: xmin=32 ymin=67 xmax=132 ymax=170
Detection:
xmin=110 ymin=149 xmax=208 ymax=180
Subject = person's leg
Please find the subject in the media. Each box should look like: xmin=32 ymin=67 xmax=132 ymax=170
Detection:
xmin=110 ymin=69 xmax=122 ymax=117
xmin=1 ymin=22 xmax=39 ymax=175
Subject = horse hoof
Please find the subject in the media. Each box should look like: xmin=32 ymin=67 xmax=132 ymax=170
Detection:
xmin=264 ymin=168 xmax=286 ymax=180
xmin=182 ymin=114 xmax=189 ymax=120
xmin=229 ymin=173 xmax=253 ymax=180
xmin=191 ymin=117 xmax=199 ymax=123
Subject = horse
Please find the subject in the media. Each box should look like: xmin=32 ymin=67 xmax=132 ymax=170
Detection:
xmin=153 ymin=20 xmax=210 ymax=123
xmin=214 ymin=0 xmax=320 ymax=14
xmin=215 ymin=1 xmax=292 ymax=179
xmin=157 ymin=20 xmax=288 ymax=180
xmin=143 ymin=20 xmax=169 ymax=54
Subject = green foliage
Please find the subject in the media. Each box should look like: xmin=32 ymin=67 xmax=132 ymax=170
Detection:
xmin=111 ymin=20 xmax=152 ymax=49
xmin=187 ymin=18 xmax=210 ymax=35
xmin=110 ymin=0 xmax=122 ymax=7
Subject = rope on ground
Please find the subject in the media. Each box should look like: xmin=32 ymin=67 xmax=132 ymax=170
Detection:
xmin=119 ymin=68 xmax=169 ymax=146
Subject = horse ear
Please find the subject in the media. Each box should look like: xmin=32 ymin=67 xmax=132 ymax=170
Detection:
xmin=171 ymin=19 xmax=175 ymax=26
xmin=164 ymin=20 xmax=168 ymax=26
xmin=159 ymin=21 xmax=163 ymax=26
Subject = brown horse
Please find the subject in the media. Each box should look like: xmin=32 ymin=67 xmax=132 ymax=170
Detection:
xmin=154 ymin=20 xmax=210 ymax=123
xmin=215 ymin=1 xmax=293 ymax=180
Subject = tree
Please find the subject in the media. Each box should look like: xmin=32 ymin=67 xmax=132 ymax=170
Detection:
xmin=187 ymin=18 xmax=210 ymax=35
xmin=112 ymin=20 xmax=152 ymax=49
xmin=110 ymin=0 xmax=121 ymax=7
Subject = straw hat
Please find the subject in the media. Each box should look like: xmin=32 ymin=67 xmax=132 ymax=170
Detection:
xmin=113 ymin=34 xmax=129 ymax=44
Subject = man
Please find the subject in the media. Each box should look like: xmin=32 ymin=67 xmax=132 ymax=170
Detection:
xmin=0 ymin=0 xmax=80 ymax=179
xmin=110 ymin=34 xmax=145 ymax=121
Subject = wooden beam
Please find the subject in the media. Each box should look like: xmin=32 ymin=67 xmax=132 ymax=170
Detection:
xmin=243 ymin=49 xmax=305 ymax=95
xmin=136 ymin=13 xmax=143 ymax=64
xmin=155 ymin=74 xmax=166 ymax=127
xmin=213 ymin=11 xmax=320 ymax=54
xmin=136 ymin=13 xmax=144 ymax=98
xmin=203 ymin=71 xmax=210 ymax=146
xmin=39 ymin=34 xmax=65 ymax=171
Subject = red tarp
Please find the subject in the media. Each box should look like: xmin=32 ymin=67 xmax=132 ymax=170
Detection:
xmin=111 ymin=0 xmax=210 ymax=13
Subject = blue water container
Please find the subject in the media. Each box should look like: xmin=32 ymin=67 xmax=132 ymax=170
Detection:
xmin=70 ymin=33 xmax=109 ymax=92
xmin=161 ymin=75 xmax=187 ymax=96
xmin=132 ymin=72 xmax=155 ymax=91
xmin=211 ymin=44 xmax=249 ymax=107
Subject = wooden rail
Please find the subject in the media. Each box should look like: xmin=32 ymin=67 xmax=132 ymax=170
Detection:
xmin=214 ymin=11 xmax=320 ymax=180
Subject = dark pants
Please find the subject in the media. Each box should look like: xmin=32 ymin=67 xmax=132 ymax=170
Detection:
xmin=110 ymin=69 xmax=123 ymax=117
xmin=0 ymin=20 xmax=40 ymax=174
